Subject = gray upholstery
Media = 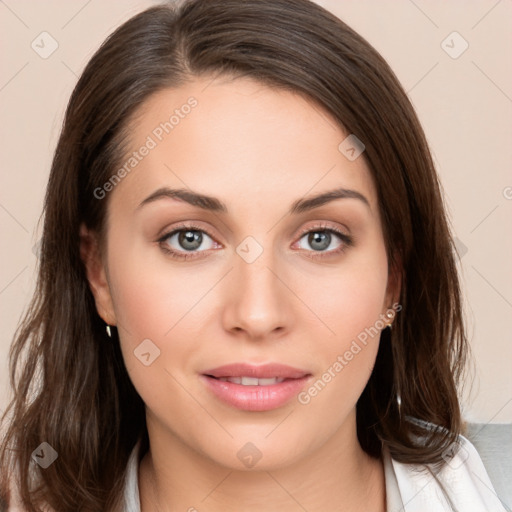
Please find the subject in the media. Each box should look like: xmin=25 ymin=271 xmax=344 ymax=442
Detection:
xmin=465 ymin=422 xmax=512 ymax=511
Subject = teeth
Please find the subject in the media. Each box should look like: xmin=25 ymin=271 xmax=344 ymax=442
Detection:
xmin=217 ymin=376 xmax=286 ymax=386
xmin=257 ymin=377 xmax=283 ymax=386
xmin=241 ymin=376 xmax=259 ymax=386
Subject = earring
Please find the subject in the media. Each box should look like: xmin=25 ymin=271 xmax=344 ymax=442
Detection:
xmin=106 ymin=324 xmax=112 ymax=338
xmin=385 ymin=309 xmax=394 ymax=330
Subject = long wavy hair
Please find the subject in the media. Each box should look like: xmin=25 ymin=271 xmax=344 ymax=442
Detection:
xmin=0 ymin=0 xmax=468 ymax=510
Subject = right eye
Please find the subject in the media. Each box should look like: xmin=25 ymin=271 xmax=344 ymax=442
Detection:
xmin=157 ymin=223 xmax=221 ymax=260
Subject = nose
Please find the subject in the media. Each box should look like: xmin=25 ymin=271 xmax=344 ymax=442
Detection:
xmin=221 ymin=245 xmax=294 ymax=341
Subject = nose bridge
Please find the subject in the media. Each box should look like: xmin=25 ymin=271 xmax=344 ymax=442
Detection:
xmin=238 ymin=251 xmax=277 ymax=300
xmin=236 ymin=234 xmax=282 ymax=307
xmin=223 ymin=234 xmax=291 ymax=337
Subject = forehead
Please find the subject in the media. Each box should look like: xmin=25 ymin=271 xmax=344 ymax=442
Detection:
xmin=110 ymin=76 xmax=378 ymax=216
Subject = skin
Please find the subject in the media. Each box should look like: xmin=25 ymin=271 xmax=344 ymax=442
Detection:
xmin=81 ymin=76 xmax=400 ymax=512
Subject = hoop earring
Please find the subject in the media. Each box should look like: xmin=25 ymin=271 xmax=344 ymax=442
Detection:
xmin=106 ymin=324 xmax=112 ymax=338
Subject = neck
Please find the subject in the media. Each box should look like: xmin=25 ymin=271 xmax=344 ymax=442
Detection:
xmin=138 ymin=413 xmax=386 ymax=512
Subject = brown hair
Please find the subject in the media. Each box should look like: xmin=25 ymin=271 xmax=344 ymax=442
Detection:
xmin=0 ymin=0 xmax=468 ymax=509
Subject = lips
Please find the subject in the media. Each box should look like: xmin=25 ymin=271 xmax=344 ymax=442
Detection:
xmin=201 ymin=363 xmax=311 ymax=411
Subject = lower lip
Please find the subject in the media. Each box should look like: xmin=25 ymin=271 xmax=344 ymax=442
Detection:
xmin=201 ymin=375 xmax=310 ymax=411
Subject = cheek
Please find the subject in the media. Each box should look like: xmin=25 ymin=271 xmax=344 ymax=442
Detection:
xmin=292 ymin=291 xmax=385 ymax=447
xmin=107 ymin=228 xmax=218 ymax=342
xmin=294 ymin=244 xmax=389 ymax=350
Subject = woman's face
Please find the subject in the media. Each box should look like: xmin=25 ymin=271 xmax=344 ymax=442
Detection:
xmin=89 ymin=76 xmax=399 ymax=470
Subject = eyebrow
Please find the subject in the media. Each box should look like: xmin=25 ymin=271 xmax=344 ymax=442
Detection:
xmin=137 ymin=186 xmax=370 ymax=215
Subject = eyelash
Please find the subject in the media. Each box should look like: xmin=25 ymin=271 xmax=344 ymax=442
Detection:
xmin=157 ymin=222 xmax=353 ymax=261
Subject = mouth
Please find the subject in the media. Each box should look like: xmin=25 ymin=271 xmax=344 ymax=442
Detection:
xmin=200 ymin=363 xmax=312 ymax=411
xmin=210 ymin=376 xmax=287 ymax=385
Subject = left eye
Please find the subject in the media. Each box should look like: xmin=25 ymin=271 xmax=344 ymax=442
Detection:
xmin=296 ymin=229 xmax=346 ymax=252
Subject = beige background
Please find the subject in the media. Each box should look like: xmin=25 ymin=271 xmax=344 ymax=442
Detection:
xmin=1 ymin=1 xmax=511 ymax=424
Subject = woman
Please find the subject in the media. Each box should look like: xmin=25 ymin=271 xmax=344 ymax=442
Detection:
xmin=0 ymin=0 xmax=506 ymax=510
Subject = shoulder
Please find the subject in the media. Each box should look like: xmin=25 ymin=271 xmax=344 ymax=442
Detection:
xmin=386 ymin=424 xmax=511 ymax=512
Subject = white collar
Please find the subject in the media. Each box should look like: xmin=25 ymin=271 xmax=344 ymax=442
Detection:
xmin=383 ymin=434 xmax=506 ymax=511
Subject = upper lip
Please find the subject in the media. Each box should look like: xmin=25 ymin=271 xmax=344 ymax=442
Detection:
xmin=203 ymin=363 xmax=310 ymax=379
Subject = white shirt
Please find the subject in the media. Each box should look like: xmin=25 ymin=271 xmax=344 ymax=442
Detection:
xmin=122 ymin=434 xmax=507 ymax=511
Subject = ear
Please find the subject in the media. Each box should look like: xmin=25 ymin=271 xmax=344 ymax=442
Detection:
xmin=79 ymin=223 xmax=117 ymax=326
